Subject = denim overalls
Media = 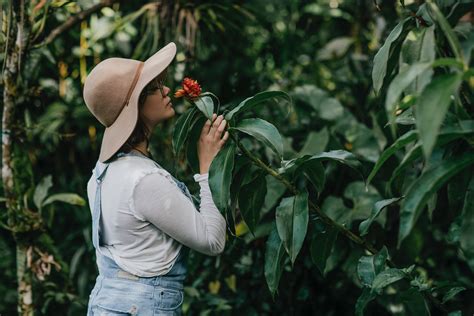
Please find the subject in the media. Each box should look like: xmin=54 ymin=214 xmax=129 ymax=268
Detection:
xmin=87 ymin=150 xmax=196 ymax=315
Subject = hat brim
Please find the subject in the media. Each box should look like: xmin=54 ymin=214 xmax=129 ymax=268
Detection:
xmin=98 ymin=42 xmax=177 ymax=163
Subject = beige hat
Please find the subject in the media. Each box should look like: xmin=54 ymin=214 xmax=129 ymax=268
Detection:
xmin=83 ymin=42 xmax=177 ymax=163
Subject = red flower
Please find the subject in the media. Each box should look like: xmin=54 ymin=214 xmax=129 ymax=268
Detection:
xmin=174 ymin=77 xmax=202 ymax=99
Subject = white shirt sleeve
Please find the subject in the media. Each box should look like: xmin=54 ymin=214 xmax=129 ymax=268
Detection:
xmin=131 ymin=171 xmax=227 ymax=256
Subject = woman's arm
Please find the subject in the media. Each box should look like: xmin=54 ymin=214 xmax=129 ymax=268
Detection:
xmin=130 ymin=170 xmax=226 ymax=256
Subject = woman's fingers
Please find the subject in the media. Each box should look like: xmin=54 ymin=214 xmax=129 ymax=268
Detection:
xmin=215 ymin=118 xmax=227 ymax=138
xmin=210 ymin=114 xmax=224 ymax=136
xmin=202 ymin=113 xmax=216 ymax=135
xmin=219 ymin=131 xmax=229 ymax=146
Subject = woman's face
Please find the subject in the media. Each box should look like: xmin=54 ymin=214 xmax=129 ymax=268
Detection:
xmin=140 ymin=77 xmax=175 ymax=127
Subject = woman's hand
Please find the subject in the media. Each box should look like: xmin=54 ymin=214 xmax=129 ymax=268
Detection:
xmin=197 ymin=113 xmax=229 ymax=174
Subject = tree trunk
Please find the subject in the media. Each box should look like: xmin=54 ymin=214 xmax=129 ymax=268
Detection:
xmin=2 ymin=1 xmax=34 ymax=315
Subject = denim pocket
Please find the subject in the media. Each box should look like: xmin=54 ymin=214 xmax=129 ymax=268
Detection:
xmin=158 ymin=287 xmax=184 ymax=311
xmin=94 ymin=302 xmax=138 ymax=315
xmin=101 ymin=277 xmax=153 ymax=299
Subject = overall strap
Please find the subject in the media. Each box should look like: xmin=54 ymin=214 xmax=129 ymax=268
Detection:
xmin=91 ymin=160 xmax=113 ymax=258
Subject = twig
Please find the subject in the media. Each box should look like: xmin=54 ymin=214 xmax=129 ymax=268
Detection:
xmin=32 ymin=0 xmax=119 ymax=49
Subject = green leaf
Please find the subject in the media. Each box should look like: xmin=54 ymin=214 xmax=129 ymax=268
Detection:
xmin=34 ymin=175 xmax=53 ymax=210
xmin=415 ymin=72 xmax=463 ymax=159
xmin=355 ymin=288 xmax=377 ymax=316
xmin=357 ymin=246 xmax=389 ymax=287
xmin=367 ymin=130 xmax=418 ymax=186
xmin=42 ymin=193 xmax=86 ymax=207
xmin=208 ymin=142 xmax=236 ymax=213
xmin=276 ymin=189 xmax=309 ymax=265
xmin=224 ymin=91 xmax=291 ymax=121
xmin=359 ymin=198 xmax=403 ymax=236
xmin=398 ymin=152 xmax=474 ymax=247
xmin=371 ymin=268 xmax=406 ymax=294
xmin=442 ymin=286 xmax=466 ymax=304
xmin=238 ymin=172 xmax=267 ymax=236
xmin=460 ymin=175 xmax=474 ymax=272
xmin=399 ymin=288 xmax=431 ymax=316
xmin=264 ymin=222 xmax=287 ymax=299
xmin=343 ymin=182 xmax=384 ymax=225
xmin=298 ymin=127 xmax=329 ymax=156
xmin=291 ymin=85 xmax=344 ymax=121
xmin=302 ymin=160 xmax=326 ymax=195
xmin=426 ymin=2 xmax=464 ymax=63
xmin=372 ymin=17 xmax=413 ymax=94
xmin=385 ymin=62 xmax=432 ymax=135
xmin=193 ymin=95 xmax=215 ymax=120
xmin=389 ymin=120 xmax=474 ymax=191
xmin=401 ymin=26 xmax=435 ymax=73
xmin=310 ymin=219 xmax=338 ymax=275
xmin=261 ymin=175 xmax=287 ymax=217
xmin=172 ymin=107 xmax=199 ymax=156
xmin=230 ymin=118 xmax=283 ymax=159
xmin=185 ymin=116 xmax=207 ymax=175
xmin=280 ymin=150 xmax=364 ymax=182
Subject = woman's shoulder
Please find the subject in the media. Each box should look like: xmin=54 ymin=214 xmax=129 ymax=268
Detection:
xmin=111 ymin=156 xmax=175 ymax=184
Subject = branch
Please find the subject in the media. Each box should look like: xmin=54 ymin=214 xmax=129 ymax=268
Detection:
xmin=32 ymin=0 xmax=118 ymax=49
xmin=227 ymin=130 xmax=448 ymax=313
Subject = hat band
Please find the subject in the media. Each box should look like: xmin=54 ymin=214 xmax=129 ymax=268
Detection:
xmin=123 ymin=62 xmax=145 ymax=107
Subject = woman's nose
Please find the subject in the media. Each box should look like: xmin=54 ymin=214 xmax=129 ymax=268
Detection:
xmin=163 ymin=85 xmax=171 ymax=96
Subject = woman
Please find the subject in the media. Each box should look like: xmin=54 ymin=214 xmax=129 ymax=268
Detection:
xmin=83 ymin=42 xmax=229 ymax=315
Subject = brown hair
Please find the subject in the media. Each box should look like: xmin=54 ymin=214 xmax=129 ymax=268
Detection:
xmin=117 ymin=68 xmax=168 ymax=154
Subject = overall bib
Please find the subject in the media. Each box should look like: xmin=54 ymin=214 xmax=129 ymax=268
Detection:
xmin=87 ymin=150 xmax=195 ymax=315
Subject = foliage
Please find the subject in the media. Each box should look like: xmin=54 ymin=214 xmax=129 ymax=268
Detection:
xmin=0 ymin=0 xmax=473 ymax=315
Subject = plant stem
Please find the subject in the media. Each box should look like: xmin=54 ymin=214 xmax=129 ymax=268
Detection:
xmin=227 ymin=130 xmax=448 ymax=313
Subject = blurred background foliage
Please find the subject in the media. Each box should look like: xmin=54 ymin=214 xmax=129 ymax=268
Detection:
xmin=0 ymin=0 xmax=473 ymax=315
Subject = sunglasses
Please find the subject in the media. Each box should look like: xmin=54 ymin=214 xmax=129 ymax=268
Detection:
xmin=144 ymin=70 xmax=168 ymax=97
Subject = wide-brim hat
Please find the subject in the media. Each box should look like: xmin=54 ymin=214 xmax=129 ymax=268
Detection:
xmin=83 ymin=42 xmax=177 ymax=163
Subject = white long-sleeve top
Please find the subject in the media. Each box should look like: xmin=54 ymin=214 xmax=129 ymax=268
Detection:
xmin=86 ymin=155 xmax=227 ymax=277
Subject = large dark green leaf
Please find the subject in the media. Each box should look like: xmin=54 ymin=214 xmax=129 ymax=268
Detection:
xmin=172 ymin=107 xmax=199 ymax=156
xmin=372 ymin=17 xmax=413 ymax=94
xmin=238 ymin=171 xmax=267 ymax=236
xmin=264 ymin=222 xmax=287 ymax=299
xmin=208 ymin=142 xmax=236 ymax=214
xmin=224 ymin=91 xmax=291 ymax=121
xmin=230 ymin=118 xmax=283 ymax=159
xmin=415 ymin=72 xmax=463 ymax=159
xmin=398 ymin=152 xmax=474 ymax=247
xmin=310 ymin=219 xmax=338 ymax=275
xmin=357 ymin=246 xmax=389 ymax=287
xmin=359 ymin=198 xmax=403 ymax=236
xmin=275 ymin=189 xmax=309 ymax=265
